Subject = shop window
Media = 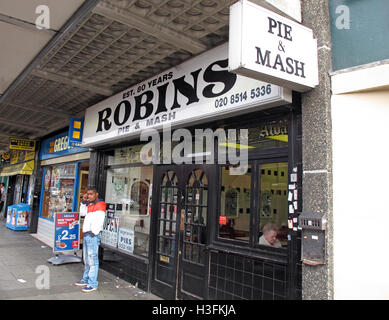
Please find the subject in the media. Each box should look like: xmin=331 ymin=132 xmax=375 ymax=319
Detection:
xmin=258 ymin=163 xmax=288 ymax=248
xmin=77 ymin=161 xmax=89 ymax=211
xmin=13 ymin=175 xmax=29 ymax=204
xmin=219 ymin=165 xmax=251 ymax=242
xmin=41 ymin=164 xmax=76 ymax=221
xmin=107 ymin=145 xmax=153 ymax=166
xmin=217 ymin=162 xmax=288 ymax=250
xmin=104 ymin=165 xmax=153 ymax=257
xmin=220 ymin=119 xmax=288 ymax=153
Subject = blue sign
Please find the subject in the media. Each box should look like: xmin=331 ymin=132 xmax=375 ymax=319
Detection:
xmin=40 ymin=131 xmax=88 ymax=160
xmin=54 ymin=212 xmax=80 ymax=253
xmin=68 ymin=118 xmax=84 ymax=147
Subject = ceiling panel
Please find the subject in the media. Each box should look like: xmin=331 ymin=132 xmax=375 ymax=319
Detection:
xmin=0 ymin=0 xmax=239 ymax=152
xmin=0 ymin=0 xmax=85 ymax=30
xmin=0 ymin=21 xmax=52 ymax=94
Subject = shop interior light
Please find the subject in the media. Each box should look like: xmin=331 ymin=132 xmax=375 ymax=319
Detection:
xmin=266 ymin=135 xmax=288 ymax=143
xmin=218 ymin=142 xmax=255 ymax=149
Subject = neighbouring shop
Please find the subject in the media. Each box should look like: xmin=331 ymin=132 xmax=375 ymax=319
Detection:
xmin=0 ymin=149 xmax=36 ymax=219
xmin=34 ymin=130 xmax=90 ymax=247
xmin=82 ymin=42 xmax=303 ymax=300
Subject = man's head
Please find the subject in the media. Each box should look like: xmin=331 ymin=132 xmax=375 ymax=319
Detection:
xmin=0 ymin=183 xmax=4 ymax=187
xmin=262 ymin=223 xmax=278 ymax=246
xmin=87 ymin=186 xmax=99 ymax=203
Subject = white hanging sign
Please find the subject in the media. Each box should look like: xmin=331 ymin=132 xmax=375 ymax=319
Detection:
xmin=229 ymin=0 xmax=319 ymax=92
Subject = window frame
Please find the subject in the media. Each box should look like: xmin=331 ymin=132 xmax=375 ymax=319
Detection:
xmin=103 ymin=151 xmax=154 ymax=259
xmin=252 ymin=158 xmax=289 ymax=252
xmin=214 ymin=155 xmax=289 ymax=260
xmin=38 ymin=161 xmax=80 ymax=221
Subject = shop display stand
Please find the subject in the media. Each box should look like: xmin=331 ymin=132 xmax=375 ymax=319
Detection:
xmin=47 ymin=252 xmax=82 ymax=265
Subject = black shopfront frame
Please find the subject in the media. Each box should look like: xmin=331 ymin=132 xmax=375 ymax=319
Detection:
xmin=92 ymin=95 xmax=302 ymax=300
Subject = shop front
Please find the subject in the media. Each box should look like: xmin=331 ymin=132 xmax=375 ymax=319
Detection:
xmin=34 ymin=130 xmax=90 ymax=247
xmin=82 ymin=43 xmax=302 ymax=299
xmin=0 ymin=149 xmax=36 ymax=217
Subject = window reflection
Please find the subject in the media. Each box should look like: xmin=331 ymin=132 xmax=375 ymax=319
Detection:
xmin=219 ymin=165 xmax=251 ymax=242
xmin=104 ymin=166 xmax=153 ymax=257
xmin=217 ymin=162 xmax=289 ymax=248
xmin=221 ymin=119 xmax=289 ymax=152
xmin=41 ymin=164 xmax=76 ymax=221
xmin=258 ymin=162 xmax=288 ymax=247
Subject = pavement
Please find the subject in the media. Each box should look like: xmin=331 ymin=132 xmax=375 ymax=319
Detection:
xmin=0 ymin=218 xmax=162 ymax=300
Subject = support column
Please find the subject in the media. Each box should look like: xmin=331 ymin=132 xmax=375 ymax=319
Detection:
xmin=300 ymin=0 xmax=333 ymax=300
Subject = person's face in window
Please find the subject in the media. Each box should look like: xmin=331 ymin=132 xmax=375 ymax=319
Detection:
xmin=264 ymin=230 xmax=278 ymax=246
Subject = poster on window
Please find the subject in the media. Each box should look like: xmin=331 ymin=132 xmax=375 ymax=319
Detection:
xmin=118 ymin=227 xmax=134 ymax=254
xmin=102 ymin=216 xmax=119 ymax=248
xmin=112 ymin=175 xmax=126 ymax=201
xmin=44 ymin=167 xmax=52 ymax=190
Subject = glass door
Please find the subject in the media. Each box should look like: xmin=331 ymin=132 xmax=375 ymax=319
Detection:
xmin=13 ymin=175 xmax=24 ymax=204
xmin=152 ymin=166 xmax=181 ymax=300
xmin=178 ymin=167 xmax=209 ymax=300
xmin=151 ymin=164 xmax=215 ymax=300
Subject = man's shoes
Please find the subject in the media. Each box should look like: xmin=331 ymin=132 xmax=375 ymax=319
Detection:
xmin=75 ymin=280 xmax=88 ymax=287
xmin=82 ymin=286 xmax=97 ymax=293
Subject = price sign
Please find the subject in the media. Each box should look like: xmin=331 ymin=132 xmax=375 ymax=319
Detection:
xmin=219 ymin=216 xmax=227 ymax=225
xmin=54 ymin=212 xmax=80 ymax=253
xmin=118 ymin=228 xmax=134 ymax=254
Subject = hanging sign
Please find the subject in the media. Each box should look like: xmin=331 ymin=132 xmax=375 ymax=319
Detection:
xmin=9 ymin=138 xmax=36 ymax=151
xmin=53 ymin=212 xmax=80 ymax=253
xmin=229 ymin=0 xmax=319 ymax=92
xmin=82 ymin=42 xmax=292 ymax=147
xmin=68 ymin=118 xmax=84 ymax=147
xmin=1 ymin=152 xmax=10 ymax=162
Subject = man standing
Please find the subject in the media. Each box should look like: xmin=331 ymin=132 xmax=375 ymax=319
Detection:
xmin=75 ymin=186 xmax=106 ymax=293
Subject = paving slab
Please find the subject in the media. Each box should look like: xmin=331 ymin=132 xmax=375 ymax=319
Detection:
xmin=0 ymin=219 xmax=162 ymax=300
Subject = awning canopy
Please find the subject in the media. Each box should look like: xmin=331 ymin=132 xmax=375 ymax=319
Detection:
xmin=0 ymin=160 xmax=34 ymax=176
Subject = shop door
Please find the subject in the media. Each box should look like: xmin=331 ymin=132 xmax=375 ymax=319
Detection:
xmin=151 ymin=165 xmax=214 ymax=300
xmin=13 ymin=175 xmax=28 ymax=204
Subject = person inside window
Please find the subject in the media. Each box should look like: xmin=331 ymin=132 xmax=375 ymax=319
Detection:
xmin=259 ymin=223 xmax=282 ymax=248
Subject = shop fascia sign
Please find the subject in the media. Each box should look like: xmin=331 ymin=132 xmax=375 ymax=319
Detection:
xmin=9 ymin=137 xmax=36 ymax=151
xmin=40 ymin=131 xmax=88 ymax=160
xmin=82 ymin=43 xmax=292 ymax=147
xmin=228 ymin=0 xmax=319 ymax=92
